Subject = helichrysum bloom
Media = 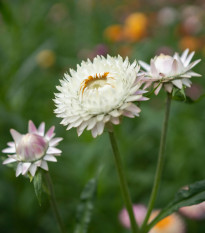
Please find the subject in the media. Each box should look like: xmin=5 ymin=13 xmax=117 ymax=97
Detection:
xmin=2 ymin=121 xmax=63 ymax=177
xmin=149 ymin=211 xmax=185 ymax=233
xmin=54 ymin=55 xmax=148 ymax=138
xmin=119 ymin=204 xmax=147 ymax=228
xmin=139 ymin=49 xmax=201 ymax=95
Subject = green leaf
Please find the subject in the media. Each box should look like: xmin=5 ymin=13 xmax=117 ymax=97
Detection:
xmin=33 ymin=171 xmax=42 ymax=206
xmin=74 ymin=178 xmax=97 ymax=233
xmin=147 ymin=180 xmax=205 ymax=231
xmin=172 ymin=87 xmax=186 ymax=102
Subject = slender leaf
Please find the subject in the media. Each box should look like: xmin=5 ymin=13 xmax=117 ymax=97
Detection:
xmin=74 ymin=178 xmax=97 ymax=233
xmin=147 ymin=180 xmax=205 ymax=231
xmin=33 ymin=171 xmax=42 ymax=206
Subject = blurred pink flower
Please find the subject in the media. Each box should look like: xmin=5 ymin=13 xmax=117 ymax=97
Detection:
xmin=185 ymin=83 xmax=203 ymax=100
xmin=119 ymin=204 xmax=147 ymax=228
xmin=180 ymin=202 xmax=205 ymax=220
xmin=2 ymin=120 xmax=63 ymax=177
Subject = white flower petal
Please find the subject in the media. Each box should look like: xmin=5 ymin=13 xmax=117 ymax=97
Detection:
xmin=3 ymin=157 xmax=17 ymax=164
xmin=154 ymin=83 xmax=163 ymax=95
xmin=91 ymin=126 xmax=98 ymax=138
xmin=2 ymin=147 xmax=16 ymax=153
xmin=182 ymin=79 xmax=192 ymax=87
xmin=22 ymin=162 xmax=31 ymax=175
xmin=164 ymin=83 xmax=173 ymax=93
xmin=10 ymin=129 xmax=22 ymax=144
xmin=41 ymin=160 xmax=48 ymax=171
xmin=47 ymin=147 xmax=62 ymax=154
xmin=45 ymin=126 xmax=55 ymax=140
xmin=38 ymin=122 xmax=45 ymax=136
xmin=187 ymin=59 xmax=201 ymax=70
xmin=96 ymin=122 xmax=105 ymax=136
xmin=49 ymin=137 xmax=63 ymax=147
xmin=7 ymin=142 xmax=15 ymax=147
xmin=110 ymin=117 xmax=120 ymax=124
xmin=172 ymin=80 xmax=183 ymax=89
xmin=125 ymin=103 xmax=141 ymax=115
xmin=109 ymin=110 xmax=122 ymax=117
xmin=87 ymin=118 xmax=97 ymax=130
xmin=29 ymin=164 xmax=37 ymax=177
xmin=184 ymin=51 xmax=195 ymax=67
xmin=139 ymin=60 xmax=150 ymax=71
xmin=185 ymin=71 xmax=201 ymax=77
xmin=123 ymin=111 xmax=135 ymax=118
xmin=44 ymin=155 xmax=57 ymax=162
xmin=16 ymin=163 xmax=23 ymax=177
xmin=180 ymin=49 xmax=189 ymax=63
xmin=150 ymin=60 xmax=158 ymax=77
xmin=28 ymin=120 xmax=38 ymax=134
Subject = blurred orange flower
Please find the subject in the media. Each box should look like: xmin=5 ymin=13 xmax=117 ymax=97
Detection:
xmin=179 ymin=36 xmax=200 ymax=51
xmin=123 ymin=12 xmax=148 ymax=42
xmin=104 ymin=24 xmax=123 ymax=42
xmin=149 ymin=211 xmax=185 ymax=233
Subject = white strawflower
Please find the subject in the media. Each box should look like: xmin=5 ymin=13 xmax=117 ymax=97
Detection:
xmin=139 ymin=49 xmax=201 ymax=95
xmin=54 ymin=55 xmax=148 ymax=138
xmin=2 ymin=121 xmax=63 ymax=177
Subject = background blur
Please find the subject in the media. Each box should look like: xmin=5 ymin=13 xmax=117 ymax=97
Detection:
xmin=0 ymin=0 xmax=205 ymax=232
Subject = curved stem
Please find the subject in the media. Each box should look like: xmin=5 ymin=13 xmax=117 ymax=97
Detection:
xmin=141 ymin=93 xmax=172 ymax=232
xmin=44 ymin=172 xmax=66 ymax=233
xmin=109 ymin=131 xmax=139 ymax=233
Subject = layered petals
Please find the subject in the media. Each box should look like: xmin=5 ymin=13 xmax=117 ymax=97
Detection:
xmin=139 ymin=49 xmax=201 ymax=95
xmin=2 ymin=121 xmax=63 ymax=177
xmin=54 ymin=55 xmax=148 ymax=137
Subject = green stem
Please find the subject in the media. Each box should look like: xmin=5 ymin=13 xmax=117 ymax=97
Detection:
xmin=44 ymin=172 xmax=66 ymax=233
xmin=109 ymin=131 xmax=139 ymax=233
xmin=141 ymin=93 xmax=172 ymax=233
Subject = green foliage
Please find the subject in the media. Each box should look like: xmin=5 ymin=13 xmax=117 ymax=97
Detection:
xmin=0 ymin=0 xmax=204 ymax=233
xmin=33 ymin=171 xmax=42 ymax=206
xmin=172 ymin=86 xmax=186 ymax=102
xmin=74 ymin=178 xmax=97 ymax=233
xmin=147 ymin=180 xmax=205 ymax=231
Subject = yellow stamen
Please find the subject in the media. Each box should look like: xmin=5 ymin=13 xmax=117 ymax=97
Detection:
xmin=80 ymin=72 xmax=113 ymax=94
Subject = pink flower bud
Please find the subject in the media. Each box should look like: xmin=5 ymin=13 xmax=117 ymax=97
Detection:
xmin=16 ymin=133 xmax=48 ymax=162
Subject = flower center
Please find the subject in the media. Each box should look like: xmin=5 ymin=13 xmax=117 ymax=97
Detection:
xmin=154 ymin=215 xmax=173 ymax=229
xmin=16 ymin=133 xmax=48 ymax=162
xmin=154 ymin=54 xmax=174 ymax=75
xmin=80 ymin=72 xmax=114 ymax=95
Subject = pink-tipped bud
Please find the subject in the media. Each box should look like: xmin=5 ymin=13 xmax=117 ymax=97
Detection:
xmin=16 ymin=133 xmax=48 ymax=162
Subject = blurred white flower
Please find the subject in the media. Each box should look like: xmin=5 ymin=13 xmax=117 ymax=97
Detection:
xmin=158 ymin=7 xmax=178 ymax=26
xmin=139 ymin=49 xmax=201 ymax=95
xmin=2 ymin=121 xmax=63 ymax=177
xmin=54 ymin=55 xmax=148 ymax=138
xmin=149 ymin=211 xmax=185 ymax=233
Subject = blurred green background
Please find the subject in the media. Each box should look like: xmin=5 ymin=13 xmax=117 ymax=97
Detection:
xmin=0 ymin=0 xmax=204 ymax=232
